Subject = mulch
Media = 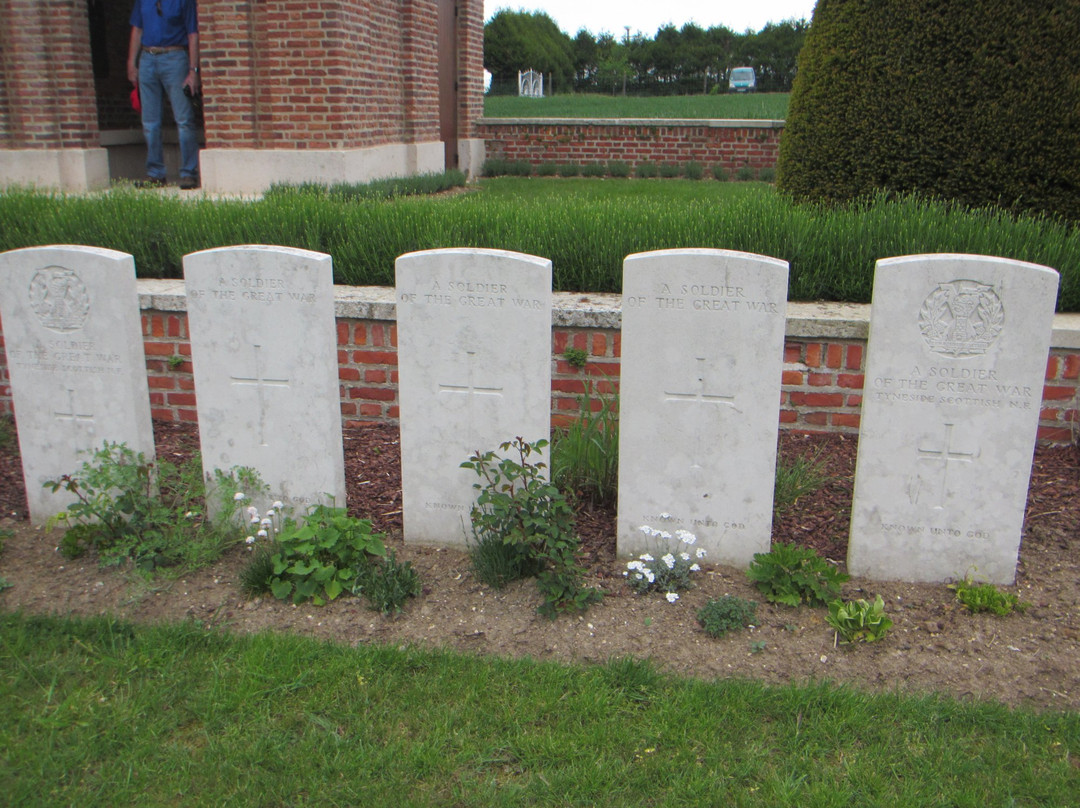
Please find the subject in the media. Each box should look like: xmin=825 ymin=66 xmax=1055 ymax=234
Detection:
xmin=2 ymin=419 xmax=1075 ymax=572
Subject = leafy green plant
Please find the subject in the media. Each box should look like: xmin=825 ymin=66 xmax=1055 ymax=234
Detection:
xmin=551 ymin=380 xmax=619 ymax=508
xmin=735 ymin=165 xmax=756 ymax=181
xmin=557 ymin=163 xmax=581 ymax=178
xmin=268 ymin=505 xmax=386 ymax=606
xmin=697 ymin=595 xmax=758 ymax=638
xmin=44 ymin=442 xmax=258 ymax=571
xmin=659 ymin=162 xmax=682 ymax=178
xmin=773 ymin=447 xmax=828 ymax=513
xmin=826 ymin=595 xmax=893 ymax=644
xmin=354 ymin=550 xmax=422 ymax=615
xmin=467 ymin=531 xmax=542 ymax=589
xmin=624 ymin=525 xmax=706 ymax=603
xmin=746 ymin=542 xmax=849 ymax=607
xmin=711 ymin=164 xmax=729 ymax=181
xmin=949 ymin=576 xmax=1029 ymax=616
xmin=536 ymin=162 xmax=559 ymax=177
xmin=562 ymin=346 xmax=588 ymax=369
xmin=167 ymin=355 xmax=185 ymax=370
xmin=684 ymin=161 xmax=704 ymax=180
xmin=580 ymin=162 xmax=607 ymax=177
xmin=462 ymin=437 xmax=601 ymax=618
xmin=239 ymin=543 xmax=277 ymax=597
xmin=606 ymin=160 xmax=631 ymax=178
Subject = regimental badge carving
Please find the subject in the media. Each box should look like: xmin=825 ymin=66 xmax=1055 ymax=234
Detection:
xmin=28 ymin=267 xmax=90 ymax=333
xmin=918 ymin=280 xmax=1004 ymax=357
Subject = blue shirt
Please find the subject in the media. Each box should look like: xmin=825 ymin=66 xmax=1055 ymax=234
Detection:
xmin=130 ymin=0 xmax=198 ymax=48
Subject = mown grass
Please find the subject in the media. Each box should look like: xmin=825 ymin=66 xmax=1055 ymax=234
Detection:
xmin=1 ymin=180 xmax=1076 ymax=310
xmin=484 ymin=92 xmax=790 ymax=120
xmin=1 ymin=612 xmax=1077 ymax=806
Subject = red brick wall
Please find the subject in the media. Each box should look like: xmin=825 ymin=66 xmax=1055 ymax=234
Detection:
xmin=0 ymin=0 xmax=101 ymax=148
xmin=476 ymin=120 xmax=783 ymax=173
xmin=4 ymin=310 xmax=1074 ymax=445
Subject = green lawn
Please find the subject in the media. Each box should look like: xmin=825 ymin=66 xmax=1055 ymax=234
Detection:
xmin=484 ymin=92 xmax=789 ymax=120
xmin=2 ymin=612 xmax=1078 ymax=806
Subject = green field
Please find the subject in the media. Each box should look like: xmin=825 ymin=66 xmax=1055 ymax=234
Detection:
xmin=483 ymin=92 xmax=789 ymax=120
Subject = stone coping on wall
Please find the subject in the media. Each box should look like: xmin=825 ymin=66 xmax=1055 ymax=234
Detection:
xmin=478 ymin=117 xmax=786 ymax=129
xmin=136 ymin=278 xmax=1080 ymax=349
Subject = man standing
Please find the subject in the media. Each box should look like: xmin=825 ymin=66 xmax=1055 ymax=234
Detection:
xmin=126 ymin=0 xmax=200 ymax=189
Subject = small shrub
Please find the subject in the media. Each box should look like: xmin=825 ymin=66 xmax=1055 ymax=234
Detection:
xmin=949 ymin=576 xmax=1029 ymax=616
xmin=635 ymin=161 xmax=658 ymax=179
xmin=684 ymin=161 xmax=704 ymax=180
xmin=536 ymin=162 xmax=559 ymax=177
xmin=562 ymin=347 xmax=588 ymax=369
xmin=711 ymin=164 xmax=729 ymax=181
xmin=239 ymin=544 xmax=277 ymax=597
xmin=268 ymin=505 xmax=386 ymax=606
xmin=746 ymin=542 xmax=849 ymax=607
xmin=468 ymin=530 xmax=543 ymax=588
xmin=826 ymin=595 xmax=893 ymax=643
xmin=758 ymin=166 xmax=777 ymax=183
xmin=557 ymin=163 xmax=581 ymax=177
xmin=735 ymin=165 xmax=756 ymax=181
xmin=658 ymin=163 xmax=682 ymax=178
xmin=774 ymin=448 xmax=828 ymax=513
xmin=580 ymin=162 xmax=607 ymax=177
xmin=45 ymin=442 xmax=258 ymax=571
xmin=698 ymin=595 xmax=758 ymax=638
xmin=355 ymin=550 xmax=422 ymax=615
xmin=482 ymin=158 xmax=510 ymax=177
xmin=462 ymin=437 xmax=601 ymax=618
xmin=606 ymin=160 xmax=631 ymax=178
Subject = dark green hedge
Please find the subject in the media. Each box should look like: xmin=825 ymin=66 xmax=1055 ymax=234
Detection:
xmin=778 ymin=0 xmax=1080 ymax=222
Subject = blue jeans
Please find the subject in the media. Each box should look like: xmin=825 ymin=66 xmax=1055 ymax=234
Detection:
xmin=138 ymin=49 xmax=199 ymax=180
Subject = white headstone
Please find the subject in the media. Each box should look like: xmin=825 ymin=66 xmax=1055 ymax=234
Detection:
xmin=396 ymin=248 xmax=552 ymax=547
xmin=184 ymin=246 xmax=345 ymax=515
xmin=848 ymin=254 xmax=1060 ymax=584
xmin=617 ymin=249 xmax=789 ymax=566
xmin=0 ymin=246 xmax=155 ymax=523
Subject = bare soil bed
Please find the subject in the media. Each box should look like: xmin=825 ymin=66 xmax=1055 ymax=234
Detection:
xmin=1 ymin=422 xmax=1078 ymax=712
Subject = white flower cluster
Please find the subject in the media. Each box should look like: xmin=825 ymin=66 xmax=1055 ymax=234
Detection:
xmin=234 ymin=492 xmax=286 ymax=548
xmin=624 ymin=524 xmax=706 ymax=602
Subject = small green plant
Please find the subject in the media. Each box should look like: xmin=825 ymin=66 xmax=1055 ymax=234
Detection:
xmin=750 ymin=640 xmax=767 ymax=654
xmin=746 ymin=542 xmax=849 ymax=607
xmin=167 ymin=355 xmax=185 ymax=370
xmin=557 ymin=163 xmax=581 ymax=177
xmin=758 ymin=166 xmax=777 ymax=183
xmin=774 ymin=447 xmax=828 ymax=513
xmin=635 ymin=161 xmax=658 ymax=179
xmin=711 ymin=164 xmax=729 ymax=181
xmin=467 ymin=530 xmax=543 ymax=589
xmin=462 ymin=437 xmax=601 ymax=618
xmin=354 ymin=550 xmax=422 ymax=615
xmin=949 ymin=576 xmax=1029 ymax=616
xmin=44 ymin=442 xmax=258 ymax=571
xmin=826 ymin=595 xmax=893 ymax=644
xmin=562 ymin=347 xmax=588 ymax=369
xmin=0 ymin=415 xmax=16 ymax=452
xmin=697 ymin=595 xmax=758 ymax=638
xmin=624 ymin=525 xmax=706 ymax=603
xmin=267 ymin=504 xmax=386 ymax=606
xmin=658 ymin=162 xmax=681 ymax=178
xmin=551 ymin=380 xmax=619 ymax=507
xmin=735 ymin=164 xmax=756 ymax=181
xmin=536 ymin=162 xmax=559 ymax=177
xmin=684 ymin=161 xmax=704 ymax=180
xmin=239 ymin=543 xmax=277 ymax=597
xmin=580 ymin=162 xmax=607 ymax=177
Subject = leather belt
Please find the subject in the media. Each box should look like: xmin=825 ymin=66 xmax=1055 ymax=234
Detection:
xmin=143 ymin=46 xmax=185 ymax=54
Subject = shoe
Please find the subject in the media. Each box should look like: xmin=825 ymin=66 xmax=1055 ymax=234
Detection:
xmin=135 ymin=176 xmax=166 ymax=188
xmin=179 ymin=176 xmax=200 ymax=190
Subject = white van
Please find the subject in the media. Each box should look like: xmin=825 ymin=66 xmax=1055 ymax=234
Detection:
xmin=728 ymin=67 xmax=757 ymax=93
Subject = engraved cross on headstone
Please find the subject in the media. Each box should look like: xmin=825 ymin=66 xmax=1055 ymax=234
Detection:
xmin=53 ymin=387 xmax=95 ymax=431
xmin=230 ymin=344 xmax=290 ymax=446
xmin=439 ymin=350 xmax=504 ymax=445
xmin=664 ymin=356 xmax=738 ymax=470
xmin=916 ymin=422 xmax=979 ymax=508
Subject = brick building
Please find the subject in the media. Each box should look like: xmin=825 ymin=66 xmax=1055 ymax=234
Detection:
xmin=0 ymin=0 xmax=486 ymax=193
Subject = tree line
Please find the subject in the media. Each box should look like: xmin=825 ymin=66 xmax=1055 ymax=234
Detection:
xmin=484 ymin=10 xmax=809 ymax=96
